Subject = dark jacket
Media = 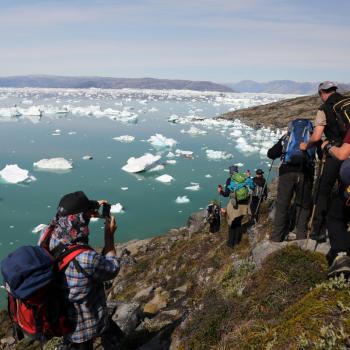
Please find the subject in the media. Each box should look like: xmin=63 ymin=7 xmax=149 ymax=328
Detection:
xmin=320 ymin=92 xmax=345 ymax=145
xmin=252 ymin=177 xmax=267 ymax=198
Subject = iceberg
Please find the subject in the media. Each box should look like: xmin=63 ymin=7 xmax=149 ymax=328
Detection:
xmin=82 ymin=155 xmax=93 ymax=160
xmin=113 ymin=135 xmax=135 ymax=143
xmin=122 ymin=153 xmax=161 ymax=173
xmin=20 ymin=106 xmax=42 ymax=116
xmin=148 ymin=133 xmax=177 ymax=148
xmin=32 ymin=224 xmax=47 ymax=234
xmin=167 ymin=160 xmax=177 ymax=165
xmin=185 ymin=183 xmax=200 ymax=191
xmin=155 ymin=174 xmax=174 ymax=183
xmin=121 ymin=187 xmax=129 ymax=191
xmin=181 ymin=126 xmax=207 ymax=135
xmin=111 ymin=203 xmax=124 ymax=213
xmin=206 ymin=150 xmax=233 ymax=160
xmin=0 ymin=164 xmax=36 ymax=184
xmin=149 ymin=164 xmax=165 ymax=172
xmin=33 ymin=157 xmax=73 ymax=170
xmin=205 ymin=174 xmax=212 ymax=178
xmin=175 ymin=149 xmax=194 ymax=158
xmin=175 ymin=196 xmax=190 ymax=204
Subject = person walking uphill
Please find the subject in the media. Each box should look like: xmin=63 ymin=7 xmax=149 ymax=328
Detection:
xmin=300 ymin=81 xmax=345 ymax=242
xmin=267 ymin=119 xmax=314 ymax=242
xmin=250 ymin=169 xmax=268 ymax=223
xmin=38 ymin=191 xmax=120 ymax=349
xmin=218 ymin=166 xmax=254 ymax=248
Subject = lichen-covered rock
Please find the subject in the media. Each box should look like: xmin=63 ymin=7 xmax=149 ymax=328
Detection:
xmin=111 ymin=301 xmax=142 ymax=335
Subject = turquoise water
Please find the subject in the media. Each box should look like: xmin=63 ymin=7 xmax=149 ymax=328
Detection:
xmin=0 ymin=88 xmax=286 ymax=305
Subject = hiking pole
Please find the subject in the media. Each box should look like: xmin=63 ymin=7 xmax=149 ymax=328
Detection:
xmin=253 ymin=159 xmax=275 ymax=220
xmin=305 ymin=155 xmax=326 ymax=251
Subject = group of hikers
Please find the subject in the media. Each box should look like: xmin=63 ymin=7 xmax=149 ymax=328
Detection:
xmin=217 ymin=81 xmax=350 ymax=280
xmin=1 ymin=80 xmax=350 ymax=348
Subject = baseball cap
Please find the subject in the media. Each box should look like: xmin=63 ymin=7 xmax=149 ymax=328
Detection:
xmin=256 ymin=169 xmax=264 ymax=175
xmin=318 ymin=81 xmax=338 ymax=93
xmin=57 ymin=191 xmax=99 ymax=216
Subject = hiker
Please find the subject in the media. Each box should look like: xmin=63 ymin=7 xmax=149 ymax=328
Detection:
xmin=267 ymin=120 xmax=314 ymax=242
xmin=218 ymin=166 xmax=254 ymax=247
xmin=38 ymin=191 xmax=120 ymax=349
xmin=325 ymin=159 xmax=350 ymax=277
xmin=250 ymin=169 xmax=268 ymax=223
xmin=321 ymin=125 xmax=350 ymax=160
xmin=300 ymin=81 xmax=345 ymax=242
xmin=206 ymin=201 xmax=221 ymax=233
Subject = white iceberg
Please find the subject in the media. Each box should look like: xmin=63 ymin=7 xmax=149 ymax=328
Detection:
xmin=230 ymin=130 xmax=243 ymax=137
xmin=155 ymin=174 xmax=174 ymax=183
xmin=33 ymin=157 xmax=73 ymax=170
xmin=175 ymin=196 xmax=190 ymax=204
xmin=167 ymin=160 xmax=177 ymax=165
xmin=206 ymin=150 xmax=233 ymax=160
xmin=122 ymin=153 xmax=161 ymax=173
xmin=205 ymin=174 xmax=212 ymax=178
xmin=148 ymin=133 xmax=177 ymax=148
xmin=113 ymin=135 xmax=135 ymax=143
xmin=121 ymin=187 xmax=129 ymax=191
xmin=175 ymin=149 xmax=194 ymax=158
xmin=82 ymin=155 xmax=93 ymax=160
xmin=185 ymin=183 xmax=200 ymax=191
xmin=111 ymin=203 xmax=124 ymax=213
xmin=32 ymin=224 xmax=47 ymax=234
xmin=181 ymin=127 xmax=207 ymax=135
xmin=149 ymin=164 xmax=165 ymax=172
xmin=235 ymin=162 xmax=244 ymax=167
xmin=20 ymin=106 xmax=42 ymax=116
xmin=0 ymin=164 xmax=36 ymax=184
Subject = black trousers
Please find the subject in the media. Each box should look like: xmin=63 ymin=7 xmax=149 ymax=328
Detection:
xmin=228 ymin=216 xmax=243 ymax=247
xmin=250 ymin=196 xmax=261 ymax=222
xmin=312 ymin=156 xmax=342 ymax=236
xmin=63 ymin=340 xmax=93 ymax=350
xmin=271 ymin=171 xmax=312 ymax=242
xmin=327 ymin=193 xmax=350 ymax=255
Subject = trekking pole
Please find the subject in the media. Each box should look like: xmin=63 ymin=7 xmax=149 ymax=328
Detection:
xmin=305 ymin=155 xmax=326 ymax=250
xmin=254 ymin=159 xmax=275 ymax=219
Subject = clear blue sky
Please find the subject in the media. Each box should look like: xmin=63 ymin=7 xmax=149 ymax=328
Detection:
xmin=1 ymin=0 xmax=349 ymax=83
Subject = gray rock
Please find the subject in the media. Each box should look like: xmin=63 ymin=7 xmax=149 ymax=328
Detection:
xmin=252 ymin=238 xmax=330 ymax=268
xmin=133 ymin=285 xmax=154 ymax=301
xmin=186 ymin=210 xmax=206 ymax=235
xmin=112 ymin=301 xmax=142 ymax=335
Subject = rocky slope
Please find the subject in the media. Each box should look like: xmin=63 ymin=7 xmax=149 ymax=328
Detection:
xmin=220 ymin=91 xmax=350 ymax=129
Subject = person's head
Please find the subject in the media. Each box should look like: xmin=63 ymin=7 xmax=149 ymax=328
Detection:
xmin=255 ymin=169 xmax=264 ymax=177
xmin=318 ymin=81 xmax=337 ymax=103
xmin=246 ymin=169 xmax=251 ymax=177
xmin=229 ymin=165 xmax=239 ymax=175
xmin=53 ymin=191 xmax=100 ymax=245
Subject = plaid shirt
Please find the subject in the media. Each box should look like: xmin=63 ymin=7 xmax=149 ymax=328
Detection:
xmin=42 ymin=234 xmax=120 ymax=343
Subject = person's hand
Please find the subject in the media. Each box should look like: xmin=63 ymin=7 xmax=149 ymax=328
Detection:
xmin=217 ymin=185 xmax=223 ymax=194
xmin=321 ymin=140 xmax=329 ymax=150
xmin=105 ymin=215 xmax=117 ymax=236
xmin=300 ymin=142 xmax=308 ymax=151
xmin=98 ymin=199 xmax=108 ymax=206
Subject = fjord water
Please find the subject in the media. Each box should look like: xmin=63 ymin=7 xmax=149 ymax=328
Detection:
xmin=0 ymin=88 xmax=291 ymax=303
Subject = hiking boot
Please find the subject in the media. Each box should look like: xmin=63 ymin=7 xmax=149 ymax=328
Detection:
xmin=328 ymin=253 xmax=350 ymax=278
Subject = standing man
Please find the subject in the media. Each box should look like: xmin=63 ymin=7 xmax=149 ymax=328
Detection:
xmin=250 ymin=169 xmax=267 ymax=223
xmin=300 ymin=81 xmax=345 ymax=242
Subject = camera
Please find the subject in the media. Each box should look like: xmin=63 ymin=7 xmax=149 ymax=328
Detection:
xmin=101 ymin=203 xmax=111 ymax=218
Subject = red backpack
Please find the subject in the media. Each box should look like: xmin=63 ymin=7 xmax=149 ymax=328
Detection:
xmin=1 ymin=229 xmax=92 ymax=341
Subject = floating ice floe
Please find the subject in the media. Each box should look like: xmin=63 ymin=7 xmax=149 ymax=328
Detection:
xmin=185 ymin=183 xmax=200 ymax=191
xmin=111 ymin=203 xmax=124 ymax=213
xmin=113 ymin=135 xmax=135 ymax=143
xmin=175 ymin=149 xmax=194 ymax=158
xmin=0 ymin=107 xmax=21 ymax=118
xmin=181 ymin=126 xmax=207 ymax=135
xmin=148 ymin=133 xmax=177 ymax=148
xmin=82 ymin=155 xmax=93 ymax=160
xmin=32 ymin=224 xmax=47 ymax=234
xmin=206 ymin=150 xmax=233 ymax=160
xmin=167 ymin=160 xmax=176 ymax=165
xmin=33 ymin=157 xmax=73 ymax=170
xmin=122 ymin=153 xmax=161 ymax=173
xmin=175 ymin=196 xmax=190 ymax=204
xmin=19 ymin=106 xmax=42 ymax=116
xmin=166 ymin=152 xmax=175 ymax=158
xmin=148 ymin=107 xmax=158 ymax=112
xmin=0 ymin=164 xmax=36 ymax=184
xmin=205 ymin=174 xmax=212 ymax=178
xmin=230 ymin=129 xmax=243 ymax=137
xmin=149 ymin=164 xmax=165 ymax=172
xmin=121 ymin=187 xmax=128 ymax=191
xmin=235 ymin=162 xmax=244 ymax=167
xmin=68 ymin=131 xmax=77 ymax=135
xmin=235 ymin=137 xmax=259 ymax=153
xmin=155 ymin=174 xmax=174 ymax=183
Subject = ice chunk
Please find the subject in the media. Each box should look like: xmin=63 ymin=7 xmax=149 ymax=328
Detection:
xmin=111 ymin=203 xmax=124 ymax=213
xmin=149 ymin=164 xmax=165 ymax=172
xmin=121 ymin=187 xmax=129 ymax=191
xmin=148 ymin=107 xmax=158 ymax=112
xmin=68 ymin=131 xmax=77 ymax=135
xmin=181 ymin=126 xmax=207 ymax=135
xmin=206 ymin=150 xmax=233 ymax=160
xmin=167 ymin=160 xmax=177 ymax=165
xmin=0 ymin=164 xmax=35 ymax=184
xmin=82 ymin=155 xmax=93 ymax=160
xmin=32 ymin=224 xmax=47 ymax=234
xmin=234 ymin=162 xmax=244 ymax=167
xmin=166 ymin=152 xmax=175 ymax=158
xmin=20 ymin=106 xmax=42 ymax=116
xmin=175 ymin=149 xmax=194 ymax=158
xmin=185 ymin=183 xmax=200 ymax=191
xmin=122 ymin=153 xmax=161 ymax=173
xmin=230 ymin=130 xmax=243 ymax=137
xmin=175 ymin=196 xmax=190 ymax=204
xmin=148 ymin=133 xmax=177 ymax=148
xmin=205 ymin=174 xmax=212 ymax=178
xmin=155 ymin=174 xmax=174 ymax=183
xmin=113 ymin=135 xmax=135 ymax=143
xmin=33 ymin=157 xmax=73 ymax=170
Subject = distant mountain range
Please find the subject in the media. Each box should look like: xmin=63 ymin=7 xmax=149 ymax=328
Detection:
xmin=225 ymin=80 xmax=350 ymax=94
xmin=0 ymin=75 xmax=233 ymax=93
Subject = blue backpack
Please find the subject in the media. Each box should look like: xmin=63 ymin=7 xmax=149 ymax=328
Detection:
xmin=282 ymin=119 xmax=315 ymax=166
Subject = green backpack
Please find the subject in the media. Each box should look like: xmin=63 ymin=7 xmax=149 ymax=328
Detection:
xmin=230 ymin=172 xmax=249 ymax=202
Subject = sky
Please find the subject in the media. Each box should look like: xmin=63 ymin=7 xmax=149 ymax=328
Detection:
xmin=0 ymin=0 xmax=349 ymax=83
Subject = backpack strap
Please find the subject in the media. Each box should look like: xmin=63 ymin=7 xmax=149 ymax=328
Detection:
xmin=55 ymin=245 xmax=93 ymax=271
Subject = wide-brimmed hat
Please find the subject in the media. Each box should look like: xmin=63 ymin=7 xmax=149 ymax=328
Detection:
xmin=57 ymin=191 xmax=99 ymax=216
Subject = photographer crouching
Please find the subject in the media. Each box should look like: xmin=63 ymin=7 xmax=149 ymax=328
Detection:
xmin=38 ymin=191 xmax=120 ymax=349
